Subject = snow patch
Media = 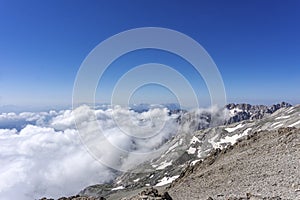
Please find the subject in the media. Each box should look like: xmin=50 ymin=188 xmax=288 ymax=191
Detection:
xmin=190 ymin=136 xmax=200 ymax=145
xmin=243 ymin=128 xmax=252 ymax=135
xmin=225 ymin=124 xmax=245 ymax=133
xmin=111 ymin=186 xmax=125 ymax=191
xmin=286 ymin=107 xmax=294 ymax=113
xmin=271 ymin=121 xmax=282 ymax=127
xmin=165 ymin=142 xmax=179 ymax=154
xmin=191 ymin=159 xmax=201 ymax=166
xmin=275 ymin=115 xmax=290 ymax=120
xmin=155 ymin=175 xmax=179 ymax=187
xmin=155 ymin=160 xmax=172 ymax=170
xmin=187 ymin=147 xmax=197 ymax=154
xmin=179 ymin=138 xmax=183 ymax=145
xmin=229 ymin=108 xmax=243 ymax=116
xmin=209 ymin=134 xmax=220 ymax=149
xmin=288 ymin=120 xmax=300 ymax=127
xmin=213 ymin=128 xmax=252 ymax=148
xmin=133 ymin=178 xmax=140 ymax=182
xmin=274 ymin=123 xmax=283 ymax=129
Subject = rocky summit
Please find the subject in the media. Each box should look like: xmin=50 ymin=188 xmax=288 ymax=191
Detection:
xmin=225 ymin=102 xmax=292 ymax=124
xmin=41 ymin=103 xmax=300 ymax=200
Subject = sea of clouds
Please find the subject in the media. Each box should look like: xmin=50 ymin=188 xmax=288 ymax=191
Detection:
xmin=0 ymin=105 xmax=181 ymax=199
xmin=0 ymin=104 xmax=229 ymax=199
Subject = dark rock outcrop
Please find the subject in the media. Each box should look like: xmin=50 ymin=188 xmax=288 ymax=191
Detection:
xmin=136 ymin=188 xmax=173 ymax=200
xmin=226 ymin=102 xmax=292 ymax=124
xmin=40 ymin=196 xmax=106 ymax=200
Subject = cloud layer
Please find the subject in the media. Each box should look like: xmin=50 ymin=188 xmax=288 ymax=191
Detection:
xmin=0 ymin=104 xmax=228 ymax=199
xmin=0 ymin=105 xmax=179 ymax=199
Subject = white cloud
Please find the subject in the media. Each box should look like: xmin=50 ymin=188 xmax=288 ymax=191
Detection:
xmin=0 ymin=105 xmax=180 ymax=199
xmin=0 ymin=110 xmax=58 ymax=130
xmin=0 ymin=124 xmax=113 ymax=200
xmin=0 ymin=104 xmax=229 ymax=199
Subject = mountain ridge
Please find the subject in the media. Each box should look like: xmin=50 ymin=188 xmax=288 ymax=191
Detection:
xmin=39 ymin=102 xmax=299 ymax=200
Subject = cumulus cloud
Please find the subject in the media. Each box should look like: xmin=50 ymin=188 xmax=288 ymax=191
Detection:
xmin=0 ymin=104 xmax=229 ymax=199
xmin=0 ymin=124 xmax=113 ymax=200
xmin=180 ymin=105 xmax=229 ymax=132
xmin=0 ymin=110 xmax=58 ymax=130
xmin=0 ymin=105 xmax=180 ymax=199
xmin=69 ymin=105 xmax=180 ymax=171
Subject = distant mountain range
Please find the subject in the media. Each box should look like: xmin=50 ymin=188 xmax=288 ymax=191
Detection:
xmin=40 ymin=102 xmax=299 ymax=200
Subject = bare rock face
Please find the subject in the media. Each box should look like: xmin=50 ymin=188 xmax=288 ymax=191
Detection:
xmin=129 ymin=188 xmax=172 ymax=200
xmin=139 ymin=189 xmax=172 ymax=200
xmin=225 ymin=102 xmax=292 ymax=124
xmin=167 ymin=127 xmax=300 ymax=200
xmin=178 ymin=102 xmax=292 ymax=132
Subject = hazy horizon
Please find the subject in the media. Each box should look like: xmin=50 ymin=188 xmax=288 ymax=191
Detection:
xmin=0 ymin=100 xmax=298 ymax=113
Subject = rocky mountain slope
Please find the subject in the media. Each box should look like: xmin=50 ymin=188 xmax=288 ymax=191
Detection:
xmin=225 ymin=102 xmax=292 ymax=124
xmin=166 ymin=126 xmax=300 ymax=200
xmin=41 ymin=103 xmax=299 ymax=200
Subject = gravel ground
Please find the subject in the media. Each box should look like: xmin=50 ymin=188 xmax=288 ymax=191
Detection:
xmin=167 ymin=127 xmax=300 ymax=200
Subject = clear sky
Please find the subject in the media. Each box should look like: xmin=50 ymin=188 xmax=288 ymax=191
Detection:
xmin=0 ymin=0 xmax=300 ymax=108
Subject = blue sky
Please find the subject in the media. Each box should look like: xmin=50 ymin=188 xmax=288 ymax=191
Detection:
xmin=0 ymin=0 xmax=300 ymax=108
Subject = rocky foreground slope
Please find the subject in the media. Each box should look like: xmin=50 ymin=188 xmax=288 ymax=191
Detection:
xmin=41 ymin=103 xmax=300 ymax=200
xmin=166 ymin=126 xmax=300 ymax=200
